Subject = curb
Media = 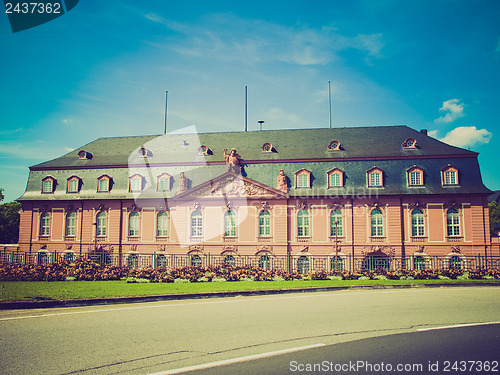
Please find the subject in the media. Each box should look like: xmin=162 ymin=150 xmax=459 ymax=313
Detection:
xmin=1 ymin=282 xmax=499 ymax=310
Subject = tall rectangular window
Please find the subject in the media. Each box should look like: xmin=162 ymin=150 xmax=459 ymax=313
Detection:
xmin=330 ymin=210 xmax=343 ymax=236
xmin=411 ymin=209 xmax=425 ymax=236
xmin=297 ymin=210 xmax=310 ymax=237
xmin=191 ymin=211 xmax=203 ymax=237
xmin=40 ymin=212 xmax=50 ymax=236
xmin=96 ymin=212 xmax=106 ymax=236
xmin=370 ymin=209 xmax=384 ymax=236
xmin=65 ymin=212 xmax=76 ymax=237
xmin=259 ymin=211 xmax=271 ymax=236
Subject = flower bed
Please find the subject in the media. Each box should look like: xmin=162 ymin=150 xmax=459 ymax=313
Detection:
xmin=0 ymin=259 xmax=499 ymax=282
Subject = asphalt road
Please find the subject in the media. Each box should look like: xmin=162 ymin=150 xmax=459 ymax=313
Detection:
xmin=0 ymin=286 xmax=499 ymax=375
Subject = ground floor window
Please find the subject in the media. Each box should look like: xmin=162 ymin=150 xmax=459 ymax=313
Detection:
xmin=362 ymin=256 xmax=390 ymax=271
xmin=63 ymin=252 xmax=74 ymax=262
xmin=330 ymin=256 xmax=344 ymax=272
xmin=297 ymin=255 xmax=310 ymax=274
xmin=258 ymin=254 xmax=271 ymax=270
xmin=413 ymin=255 xmax=426 ymax=270
xmin=128 ymin=254 xmax=139 ymax=268
xmin=224 ymin=254 xmax=235 ymax=266
xmin=37 ymin=252 xmax=48 ymax=265
xmin=155 ymin=254 xmax=168 ymax=268
xmin=448 ymin=255 xmax=463 ymax=270
xmin=190 ymin=254 xmax=202 ymax=267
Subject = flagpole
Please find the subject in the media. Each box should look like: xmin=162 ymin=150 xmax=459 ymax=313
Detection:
xmin=328 ymin=81 xmax=332 ymax=129
xmin=164 ymin=90 xmax=168 ymax=135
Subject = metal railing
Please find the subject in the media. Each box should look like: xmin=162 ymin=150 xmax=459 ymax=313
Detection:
xmin=1 ymin=249 xmax=499 ymax=273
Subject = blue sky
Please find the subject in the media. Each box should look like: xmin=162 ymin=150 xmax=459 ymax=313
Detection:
xmin=1 ymin=0 xmax=499 ymax=203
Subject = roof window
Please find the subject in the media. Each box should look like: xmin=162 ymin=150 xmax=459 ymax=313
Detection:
xmin=402 ymin=138 xmax=417 ymax=148
xmin=78 ymin=150 xmax=93 ymax=159
xmin=328 ymin=140 xmax=341 ymax=151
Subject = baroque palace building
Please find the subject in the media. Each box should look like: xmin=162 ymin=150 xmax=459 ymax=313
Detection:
xmin=15 ymin=126 xmax=497 ymax=272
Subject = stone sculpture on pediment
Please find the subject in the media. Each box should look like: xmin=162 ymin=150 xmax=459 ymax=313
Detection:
xmin=223 ymin=148 xmax=242 ymax=173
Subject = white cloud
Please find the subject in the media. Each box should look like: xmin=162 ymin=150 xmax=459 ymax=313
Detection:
xmin=64 ymin=147 xmax=75 ymax=152
xmin=434 ymin=126 xmax=492 ymax=148
xmin=265 ymin=107 xmax=301 ymax=124
xmin=435 ymin=99 xmax=465 ymax=123
xmin=144 ymin=13 xmax=384 ymax=66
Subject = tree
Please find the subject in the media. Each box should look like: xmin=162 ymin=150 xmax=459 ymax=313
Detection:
xmin=0 ymin=201 xmax=21 ymax=244
xmin=489 ymin=201 xmax=500 ymax=237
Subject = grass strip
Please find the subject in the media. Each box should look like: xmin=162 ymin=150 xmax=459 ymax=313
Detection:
xmin=1 ymin=279 xmax=499 ymax=302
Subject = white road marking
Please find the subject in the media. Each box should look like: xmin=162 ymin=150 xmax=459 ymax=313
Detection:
xmin=417 ymin=321 xmax=500 ymax=331
xmin=147 ymin=343 xmax=326 ymax=375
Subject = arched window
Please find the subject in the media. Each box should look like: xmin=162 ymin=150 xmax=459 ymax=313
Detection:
xmin=411 ymin=209 xmax=425 ymax=236
xmin=37 ymin=252 xmax=48 ymax=265
xmin=129 ymin=212 xmax=140 ymax=236
xmin=155 ymin=254 xmax=168 ymax=268
xmin=448 ymin=255 xmax=462 ymax=269
xmin=370 ymin=209 xmax=384 ymax=236
xmin=96 ymin=212 xmax=106 ymax=237
xmin=258 ymin=254 xmax=271 ymax=270
xmin=297 ymin=255 xmax=310 ymax=274
xmin=128 ymin=254 xmax=139 ymax=268
xmin=297 ymin=210 xmax=310 ymax=237
xmin=259 ymin=210 xmax=271 ymax=237
xmin=224 ymin=210 xmax=236 ymax=237
xmin=65 ymin=212 xmax=76 ymax=237
xmin=330 ymin=256 xmax=344 ymax=271
xmin=190 ymin=254 xmax=202 ymax=267
xmin=447 ymin=208 xmax=460 ymax=236
xmin=413 ymin=255 xmax=426 ymax=270
xmin=191 ymin=211 xmax=203 ymax=237
xmin=330 ymin=209 xmax=343 ymax=236
xmin=224 ymin=254 xmax=236 ymax=265
xmin=40 ymin=212 xmax=50 ymax=236
xmin=157 ymin=211 xmax=168 ymax=237
xmin=63 ymin=252 xmax=74 ymax=262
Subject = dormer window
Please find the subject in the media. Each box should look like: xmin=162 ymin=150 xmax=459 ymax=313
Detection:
xmin=262 ymin=143 xmax=274 ymax=153
xmin=328 ymin=140 xmax=341 ymax=151
xmin=296 ymin=169 xmax=312 ymax=188
xmin=129 ymin=174 xmax=144 ymax=192
xmin=442 ymin=166 xmax=459 ymax=186
xmin=407 ymin=167 xmax=424 ymax=187
xmin=138 ymin=148 xmax=152 ymax=158
xmin=67 ymin=176 xmax=81 ymax=193
xmin=97 ymin=175 xmax=111 ymax=192
xmin=367 ymin=168 xmax=384 ymax=188
xmin=198 ymin=145 xmax=212 ymax=155
xmin=157 ymin=173 xmax=172 ymax=192
xmin=42 ymin=176 xmax=56 ymax=193
xmin=327 ymin=168 xmax=344 ymax=187
xmin=402 ymin=138 xmax=417 ymax=148
xmin=78 ymin=150 xmax=93 ymax=159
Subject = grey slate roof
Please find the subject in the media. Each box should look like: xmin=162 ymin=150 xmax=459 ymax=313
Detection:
xmin=18 ymin=126 xmax=490 ymax=201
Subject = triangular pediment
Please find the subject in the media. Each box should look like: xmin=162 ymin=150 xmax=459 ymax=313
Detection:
xmin=174 ymin=172 xmax=289 ymax=200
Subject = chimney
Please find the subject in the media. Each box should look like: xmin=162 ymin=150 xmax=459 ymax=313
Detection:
xmin=420 ymin=129 xmax=428 ymax=135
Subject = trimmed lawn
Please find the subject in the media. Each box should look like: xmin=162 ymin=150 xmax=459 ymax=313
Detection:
xmin=1 ymin=279 xmax=499 ymax=302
